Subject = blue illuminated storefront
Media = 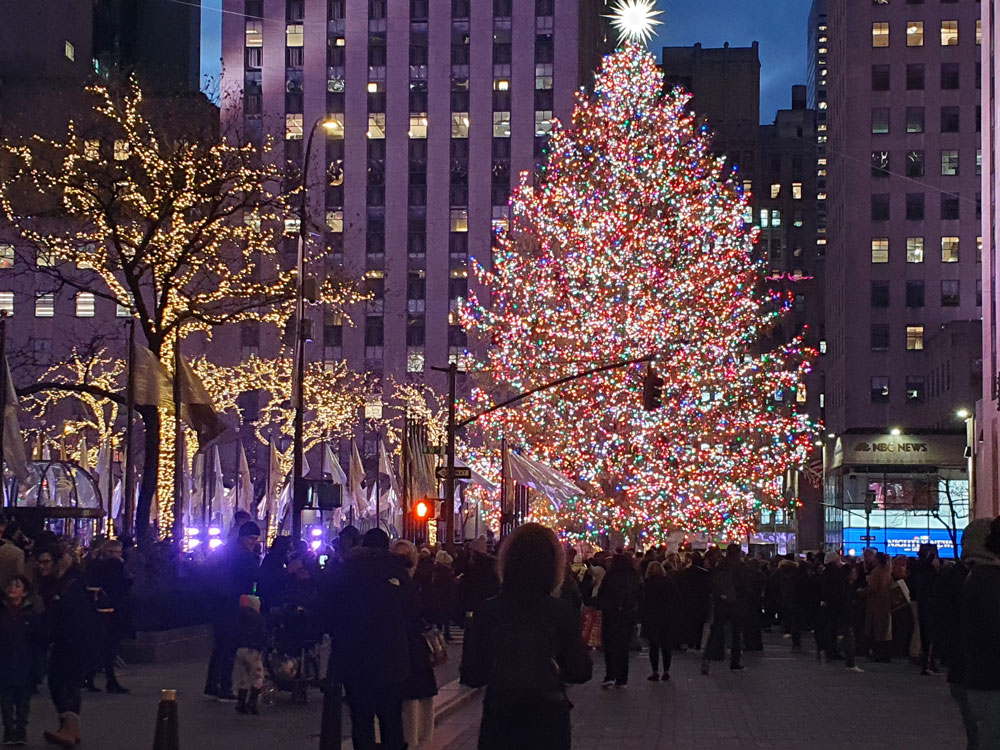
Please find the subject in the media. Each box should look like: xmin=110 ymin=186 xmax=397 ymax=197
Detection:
xmin=824 ymin=431 xmax=968 ymax=558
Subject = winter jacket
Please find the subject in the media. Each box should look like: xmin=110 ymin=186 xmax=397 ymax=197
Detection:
xmin=863 ymin=565 xmax=893 ymax=643
xmin=328 ymin=548 xmax=416 ymax=687
xmin=235 ymin=606 xmax=267 ymax=651
xmin=460 ymin=591 xmax=591 ymax=750
xmin=640 ymin=576 xmax=681 ymax=639
xmin=597 ymin=561 xmax=641 ymax=619
xmin=0 ymin=597 xmax=45 ymax=688
xmin=459 ymin=553 xmax=500 ymax=615
xmin=961 ymin=564 xmax=1000 ymax=691
xmin=45 ymin=568 xmax=98 ymax=677
xmin=87 ymin=557 xmax=134 ymax=639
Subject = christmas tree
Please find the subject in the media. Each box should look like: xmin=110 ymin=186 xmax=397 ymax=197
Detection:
xmin=459 ymin=45 xmax=816 ymax=541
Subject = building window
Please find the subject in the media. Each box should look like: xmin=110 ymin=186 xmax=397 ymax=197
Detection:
xmin=905 ymin=325 xmax=924 ymax=351
xmin=408 ymin=113 xmax=427 ymax=138
xmin=493 ymin=111 xmax=511 ymax=138
xmin=791 ymin=182 xmax=802 ymax=200
xmin=941 ymin=63 xmax=960 ymax=89
xmin=906 ymin=281 xmax=925 ymax=307
xmin=872 ymin=150 xmax=889 ymax=177
xmin=871 ymin=108 xmax=890 ymax=134
xmin=535 ymin=63 xmax=553 ymax=90
xmin=285 ymin=113 xmax=303 ymax=140
xmin=75 ymin=292 xmax=95 ymax=317
xmin=941 ymin=106 xmax=960 ymax=133
xmin=450 ymin=209 xmax=468 ymax=232
xmin=940 ymin=20 xmax=958 ymax=46
xmin=871 ymin=324 xmax=890 ymax=351
xmin=906 ymin=377 xmax=925 ymax=402
xmin=906 ymin=107 xmax=924 ymax=133
xmin=872 ymin=22 xmax=889 ymax=47
xmin=871 ymin=281 xmax=890 ymax=308
xmin=326 ymin=210 xmax=343 ymax=233
xmin=871 ymin=377 xmax=889 ymax=404
xmin=770 ymin=183 xmax=781 ymax=199
xmin=906 ymin=237 xmax=924 ymax=263
xmin=941 ymin=280 xmax=960 ymax=307
xmin=407 ymin=350 xmax=425 ymax=373
xmin=941 ymin=150 xmax=959 ymax=176
xmin=0 ymin=293 xmax=12 ymax=315
xmin=0 ymin=244 xmax=12 ymax=269
xmin=246 ymin=20 xmax=263 ymax=47
xmin=906 ymin=193 xmax=924 ymax=221
xmin=941 ymin=236 xmax=959 ymax=262
xmin=367 ymin=113 xmax=386 ymax=139
xmin=941 ymin=195 xmax=960 ymax=221
xmin=906 ymin=21 xmax=923 ymax=46
xmin=286 ymin=23 xmax=304 ymax=47
xmin=65 ymin=41 xmax=75 ymax=61
xmin=871 ymin=237 xmax=889 ymax=263
xmin=113 ymin=140 xmax=129 ymax=160
xmin=871 ymin=194 xmax=890 ymax=221
xmin=905 ymin=150 xmax=924 ymax=177
xmin=906 ymin=64 xmax=924 ymax=90
xmin=872 ymin=65 xmax=890 ymax=91
xmin=977 ymin=19 xmax=982 ymax=45
xmin=325 ymin=113 xmax=345 ymax=138
xmin=534 ymin=110 xmax=553 ymax=136
xmin=35 ymin=293 xmax=54 ymax=317
xmin=451 ymin=112 xmax=469 ymax=138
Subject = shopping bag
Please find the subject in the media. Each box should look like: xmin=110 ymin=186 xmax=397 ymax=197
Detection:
xmin=581 ymin=606 xmax=603 ymax=649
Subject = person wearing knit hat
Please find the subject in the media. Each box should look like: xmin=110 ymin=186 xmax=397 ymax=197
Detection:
xmin=435 ymin=550 xmax=453 ymax=566
xmin=823 ymin=551 xmax=841 ymax=566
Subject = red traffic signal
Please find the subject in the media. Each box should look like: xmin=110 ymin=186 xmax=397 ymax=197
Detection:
xmin=413 ymin=499 xmax=432 ymax=520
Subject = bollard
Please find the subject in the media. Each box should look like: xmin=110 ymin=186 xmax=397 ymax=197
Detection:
xmin=152 ymin=689 xmax=180 ymax=750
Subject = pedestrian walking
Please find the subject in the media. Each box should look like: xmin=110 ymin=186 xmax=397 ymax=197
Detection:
xmin=428 ymin=550 xmax=458 ymax=641
xmin=640 ymin=561 xmax=680 ymax=681
xmin=460 ymin=523 xmax=591 ymax=750
xmin=597 ymin=553 xmax=641 ymax=687
xmin=233 ymin=594 xmax=266 ymax=715
xmin=701 ymin=544 xmax=748 ymax=675
xmin=679 ymin=552 xmax=710 ymax=650
xmin=910 ymin=543 xmax=941 ymax=675
xmin=0 ymin=515 xmax=24 ymax=591
xmin=863 ymin=553 xmax=893 ymax=663
xmin=0 ymin=574 xmax=44 ymax=746
xmin=85 ymin=540 xmax=133 ymax=693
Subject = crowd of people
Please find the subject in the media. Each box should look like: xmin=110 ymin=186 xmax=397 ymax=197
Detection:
xmin=2 ymin=507 xmax=1000 ymax=749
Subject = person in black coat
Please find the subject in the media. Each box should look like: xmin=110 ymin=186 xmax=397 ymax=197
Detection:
xmin=597 ymin=553 xmax=642 ymax=687
xmin=0 ymin=575 xmax=45 ymax=745
xmin=40 ymin=546 xmax=97 ymax=747
xmin=701 ymin=544 xmax=749 ymax=675
xmin=640 ymin=561 xmax=680 ymax=681
xmin=460 ymin=523 xmax=591 ymax=750
xmin=459 ymin=538 xmax=500 ymax=621
xmin=679 ymin=552 xmax=711 ymax=649
xmin=329 ymin=528 xmax=416 ymax=750
xmin=910 ymin=543 xmax=941 ymax=675
xmin=85 ymin=540 xmax=133 ymax=693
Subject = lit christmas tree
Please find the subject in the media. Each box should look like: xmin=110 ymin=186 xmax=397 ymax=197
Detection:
xmin=460 ymin=45 xmax=817 ymax=541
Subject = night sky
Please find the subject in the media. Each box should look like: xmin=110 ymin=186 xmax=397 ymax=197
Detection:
xmin=200 ymin=0 xmax=808 ymax=123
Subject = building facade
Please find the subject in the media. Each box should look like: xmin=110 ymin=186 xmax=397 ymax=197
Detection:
xmin=220 ymin=0 xmax=609 ymax=400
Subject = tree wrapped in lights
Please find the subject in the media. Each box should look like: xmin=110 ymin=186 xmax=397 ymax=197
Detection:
xmin=0 ymin=81 xmax=358 ymax=539
xmin=459 ymin=44 xmax=816 ymax=540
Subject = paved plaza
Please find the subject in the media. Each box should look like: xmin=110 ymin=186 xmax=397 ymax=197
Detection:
xmin=31 ymin=634 xmax=964 ymax=749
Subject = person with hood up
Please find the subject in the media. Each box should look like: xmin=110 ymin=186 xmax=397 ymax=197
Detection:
xmin=460 ymin=523 xmax=591 ymax=750
xmin=958 ymin=517 xmax=1000 ymax=749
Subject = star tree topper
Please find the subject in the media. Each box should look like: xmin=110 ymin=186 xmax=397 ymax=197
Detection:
xmin=605 ymin=0 xmax=664 ymax=46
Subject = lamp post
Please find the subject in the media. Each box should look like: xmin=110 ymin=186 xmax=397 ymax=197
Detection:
xmin=957 ymin=408 xmax=976 ymax=517
xmin=291 ymin=116 xmax=338 ymax=542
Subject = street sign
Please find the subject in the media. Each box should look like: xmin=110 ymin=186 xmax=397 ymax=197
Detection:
xmin=436 ymin=466 xmax=472 ymax=480
xmin=860 ymin=535 xmax=876 ymax=541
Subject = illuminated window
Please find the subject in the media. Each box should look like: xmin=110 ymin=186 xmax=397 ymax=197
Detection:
xmin=83 ymin=140 xmax=100 ymax=160
xmin=451 ymin=112 xmax=469 ymax=138
xmin=75 ymin=292 xmax=95 ymax=317
xmin=770 ymin=183 xmax=781 ymax=199
xmin=941 ymin=21 xmax=958 ymax=46
xmin=770 ymin=209 xmax=781 ymax=228
xmin=407 ymin=350 xmax=425 ymax=373
xmin=977 ymin=19 xmax=982 ymax=45
xmin=906 ymin=325 xmax=924 ymax=351
xmin=0 ymin=293 xmax=12 ymax=315
xmin=65 ymin=41 xmax=75 ymax=60
xmin=36 ymin=247 xmax=55 ymax=267
xmin=760 ymin=209 xmax=769 ymax=228
xmin=792 ymin=183 xmax=802 ymax=200
xmin=285 ymin=113 xmax=303 ymax=140
xmin=246 ymin=20 xmax=262 ymax=47
xmin=493 ymin=111 xmax=511 ymax=137
xmin=113 ymin=140 xmax=129 ymax=160
xmin=0 ymin=244 xmax=12 ymax=269
xmin=978 ymin=236 xmax=983 ymax=262
xmin=408 ymin=113 xmax=427 ymax=138
xmin=941 ymin=150 xmax=959 ymax=176
xmin=871 ymin=376 xmax=889 ymax=403
xmin=450 ymin=209 xmax=468 ymax=232
xmin=494 ymin=78 xmax=510 ymax=91
xmin=872 ymin=22 xmax=889 ymax=48
xmin=534 ymin=110 xmax=552 ymax=136
xmin=367 ymin=113 xmax=386 ymax=138
xmin=286 ymin=23 xmax=304 ymax=47
xmin=326 ymin=210 xmax=343 ymax=233
xmin=535 ymin=63 xmax=553 ymax=90
xmin=906 ymin=237 xmax=924 ymax=263
xmin=941 ymin=236 xmax=959 ymax=263
xmin=906 ymin=21 xmax=923 ymax=47
xmin=871 ymin=238 xmax=889 ymax=264
xmin=284 ymin=217 xmax=300 ymax=235
xmin=35 ymin=293 xmax=54 ymax=317
xmin=325 ymin=113 xmax=345 ymax=138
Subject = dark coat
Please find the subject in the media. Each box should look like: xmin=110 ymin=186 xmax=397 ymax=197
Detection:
xmin=461 ymin=592 xmax=591 ymax=750
xmin=961 ymin=564 xmax=1000 ymax=690
xmin=459 ymin=553 xmax=500 ymax=615
xmin=428 ymin=562 xmax=459 ymax=625
xmin=402 ymin=571 xmax=437 ymax=701
xmin=235 ymin=606 xmax=267 ymax=651
xmin=640 ymin=575 xmax=681 ymax=641
xmin=87 ymin=557 xmax=133 ymax=639
xmin=597 ymin=561 xmax=641 ymax=620
xmin=935 ymin=560 xmax=968 ymax=681
xmin=0 ymin=597 xmax=45 ymax=688
xmin=45 ymin=569 xmax=97 ymax=679
xmin=329 ymin=548 xmax=416 ymax=687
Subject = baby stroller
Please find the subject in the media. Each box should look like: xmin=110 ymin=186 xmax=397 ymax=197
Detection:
xmin=264 ymin=601 xmax=323 ymax=704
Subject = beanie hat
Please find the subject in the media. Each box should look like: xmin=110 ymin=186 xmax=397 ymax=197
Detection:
xmin=238 ymin=521 xmax=261 ymax=538
xmin=435 ymin=550 xmax=453 ymax=565
xmin=824 ymin=551 xmax=840 ymax=566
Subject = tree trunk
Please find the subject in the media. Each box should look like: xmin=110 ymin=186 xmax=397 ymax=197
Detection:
xmin=135 ymin=405 xmax=160 ymax=548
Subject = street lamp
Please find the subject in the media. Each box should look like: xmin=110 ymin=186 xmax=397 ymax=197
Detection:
xmin=291 ymin=115 xmax=337 ymax=542
xmin=890 ymin=427 xmax=902 ymax=436
xmin=956 ymin=408 xmax=976 ymax=515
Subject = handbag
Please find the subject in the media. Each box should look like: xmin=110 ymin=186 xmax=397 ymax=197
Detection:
xmin=581 ymin=606 xmax=603 ymax=649
xmin=422 ymin=626 xmax=449 ymax=668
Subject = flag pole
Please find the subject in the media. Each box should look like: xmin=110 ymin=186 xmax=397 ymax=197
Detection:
xmin=123 ymin=318 xmax=136 ymax=538
xmin=172 ymin=334 xmax=183 ymax=543
xmin=0 ymin=310 xmax=7 ymax=506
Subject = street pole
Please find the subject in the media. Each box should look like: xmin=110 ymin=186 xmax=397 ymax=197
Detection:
xmin=292 ymin=118 xmax=327 ymax=542
xmin=0 ymin=310 xmax=7 ymax=504
xmin=172 ymin=334 xmax=183 ymax=544
xmin=445 ymin=362 xmax=457 ymax=546
xmin=123 ymin=318 xmax=136 ymax=538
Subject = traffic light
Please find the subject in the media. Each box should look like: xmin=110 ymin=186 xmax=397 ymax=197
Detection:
xmin=413 ymin=498 xmax=432 ymax=520
xmin=642 ymin=362 xmax=664 ymax=411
